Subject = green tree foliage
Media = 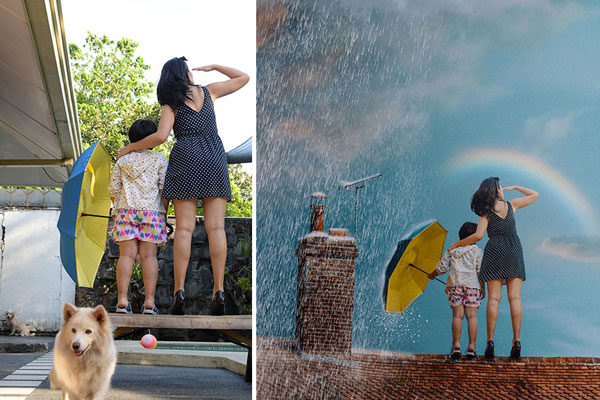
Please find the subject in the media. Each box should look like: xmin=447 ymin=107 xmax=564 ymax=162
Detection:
xmin=225 ymin=165 xmax=252 ymax=217
xmin=70 ymin=33 xmax=251 ymax=217
xmin=69 ymin=33 xmax=166 ymax=158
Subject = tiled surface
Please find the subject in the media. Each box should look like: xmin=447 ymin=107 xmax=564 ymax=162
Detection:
xmin=257 ymin=337 xmax=600 ymax=399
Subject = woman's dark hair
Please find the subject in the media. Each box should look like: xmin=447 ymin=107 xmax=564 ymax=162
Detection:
xmin=157 ymin=56 xmax=194 ymax=110
xmin=471 ymin=176 xmax=501 ymax=217
xmin=458 ymin=222 xmax=477 ymax=240
xmin=128 ymin=119 xmax=157 ymax=143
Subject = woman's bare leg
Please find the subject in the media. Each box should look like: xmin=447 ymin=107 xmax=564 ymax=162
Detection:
xmin=116 ymin=239 xmax=138 ymax=308
xmin=173 ymin=199 xmax=198 ymax=294
xmin=486 ymin=280 xmax=503 ymax=341
xmin=202 ymin=197 xmax=227 ymax=295
xmin=506 ymin=277 xmax=523 ymax=343
xmin=139 ymin=241 xmax=158 ymax=309
xmin=451 ymin=305 xmax=465 ymax=349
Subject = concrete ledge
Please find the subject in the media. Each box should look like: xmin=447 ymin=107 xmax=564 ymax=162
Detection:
xmin=0 ymin=335 xmax=54 ymax=353
xmin=116 ymin=341 xmax=247 ymax=376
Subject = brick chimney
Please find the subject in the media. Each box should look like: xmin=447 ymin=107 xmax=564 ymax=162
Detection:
xmin=296 ymin=195 xmax=358 ymax=359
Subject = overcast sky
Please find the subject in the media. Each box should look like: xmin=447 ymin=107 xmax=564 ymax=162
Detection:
xmin=62 ymin=0 xmax=255 ymax=171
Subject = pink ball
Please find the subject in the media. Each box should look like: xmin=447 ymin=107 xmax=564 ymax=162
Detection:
xmin=141 ymin=334 xmax=157 ymax=349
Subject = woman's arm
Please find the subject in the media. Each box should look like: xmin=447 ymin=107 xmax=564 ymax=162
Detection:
xmin=449 ymin=216 xmax=488 ymax=250
xmin=194 ymin=64 xmax=249 ymax=100
xmin=505 ymin=186 xmax=539 ymax=211
xmin=117 ymin=105 xmax=175 ymax=159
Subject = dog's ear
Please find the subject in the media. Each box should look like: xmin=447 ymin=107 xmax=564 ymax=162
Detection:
xmin=92 ymin=305 xmax=108 ymax=326
xmin=63 ymin=303 xmax=78 ymax=322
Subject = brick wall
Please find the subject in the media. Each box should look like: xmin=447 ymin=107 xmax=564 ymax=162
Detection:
xmin=296 ymin=231 xmax=358 ymax=358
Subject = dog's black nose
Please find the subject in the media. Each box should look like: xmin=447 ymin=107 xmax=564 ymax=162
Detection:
xmin=72 ymin=342 xmax=80 ymax=351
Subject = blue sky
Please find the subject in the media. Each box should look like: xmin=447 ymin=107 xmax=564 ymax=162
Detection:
xmin=257 ymin=0 xmax=600 ymax=356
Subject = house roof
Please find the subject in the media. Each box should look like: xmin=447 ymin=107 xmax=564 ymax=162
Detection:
xmin=0 ymin=0 xmax=81 ymax=187
xmin=257 ymin=337 xmax=600 ymax=399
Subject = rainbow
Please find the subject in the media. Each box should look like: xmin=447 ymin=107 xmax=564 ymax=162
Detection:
xmin=447 ymin=148 xmax=597 ymax=233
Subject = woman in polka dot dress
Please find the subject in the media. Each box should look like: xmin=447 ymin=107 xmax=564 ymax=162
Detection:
xmin=449 ymin=177 xmax=538 ymax=359
xmin=118 ymin=57 xmax=249 ymax=315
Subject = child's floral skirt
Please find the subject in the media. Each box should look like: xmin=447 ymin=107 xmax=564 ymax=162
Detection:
xmin=112 ymin=209 xmax=168 ymax=244
xmin=446 ymin=286 xmax=481 ymax=308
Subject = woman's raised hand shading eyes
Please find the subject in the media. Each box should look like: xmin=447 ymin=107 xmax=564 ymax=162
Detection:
xmin=192 ymin=65 xmax=214 ymax=72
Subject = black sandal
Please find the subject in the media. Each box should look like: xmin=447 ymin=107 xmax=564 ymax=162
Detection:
xmin=510 ymin=340 xmax=521 ymax=359
xmin=484 ymin=340 xmax=495 ymax=359
xmin=170 ymin=289 xmax=185 ymax=315
xmin=210 ymin=290 xmax=225 ymax=316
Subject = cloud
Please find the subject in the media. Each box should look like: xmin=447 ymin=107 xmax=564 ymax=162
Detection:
xmin=537 ymin=236 xmax=600 ymax=264
xmin=524 ymin=111 xmax=580 ymax=143
xmin=542 ymin=308 xmax=600 ymax=356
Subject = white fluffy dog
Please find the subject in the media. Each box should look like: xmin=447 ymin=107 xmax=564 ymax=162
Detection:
xmin=50 ymin=303 xmax=117 ymax=400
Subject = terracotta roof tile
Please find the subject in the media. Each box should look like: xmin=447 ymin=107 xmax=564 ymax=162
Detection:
xmin=258 ymin=337 xmax=600 ymax=399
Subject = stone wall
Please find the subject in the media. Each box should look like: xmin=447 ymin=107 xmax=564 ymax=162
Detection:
xmin=76 ymin=216 xmax=252 ymax=340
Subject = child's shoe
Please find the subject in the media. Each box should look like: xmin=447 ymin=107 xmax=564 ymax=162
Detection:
xmin=142 ymin=305 xmax=159 ymax=315
xmin=484 ymin=340 xmax=495 ymax=359
xmin=510 ymin=340 xmax=521 ymax=359
xmin=115 ymin=302 xmax=132 ymax=314
xmin=465 ymin=348 xmax=476 ymax=359
xmin=450 ymin=347 xmax=461 ymax=359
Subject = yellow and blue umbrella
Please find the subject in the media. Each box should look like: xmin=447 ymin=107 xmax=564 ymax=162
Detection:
xmin=57 ymin=141 xmax=111 ymax=287
xmin=383 ymin=220 xmax=447 ymax=313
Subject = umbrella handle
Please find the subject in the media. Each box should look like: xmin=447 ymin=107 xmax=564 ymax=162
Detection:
xmin=409 ymin=263 xmax=446 ymax=285
xmin=81 ymin=212 xmax=110 ymax=219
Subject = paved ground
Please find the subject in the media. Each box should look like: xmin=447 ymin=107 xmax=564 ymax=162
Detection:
xmin=0 ymin=353 xmax=251 ymax=400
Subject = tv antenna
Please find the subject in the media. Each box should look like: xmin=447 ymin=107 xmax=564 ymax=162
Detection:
xmin=339 ymin=173 xmax=382 ymax=236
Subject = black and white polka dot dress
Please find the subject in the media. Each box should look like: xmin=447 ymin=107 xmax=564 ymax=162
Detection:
xmin=479 ymin=201 xmax=526 ymax=283
xmin=162 ymin=86 xmax=231 ymax=201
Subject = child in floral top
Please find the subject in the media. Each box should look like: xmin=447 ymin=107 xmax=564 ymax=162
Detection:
xmin=428 ymin=222 xmax=484 ymax=359
xmin=108 ymin=119 xmax=169 ymax=315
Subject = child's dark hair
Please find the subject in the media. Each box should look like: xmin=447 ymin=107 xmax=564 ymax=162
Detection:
xmin=157 ymin=56 xmax=194 ymax=110
xmin=128 ymin=119 xmax=157 ymax=143
xmin=471 ymin=176 xmax=501 ymax=217
xmin=458 ymin=222 xmax=477 ymax=240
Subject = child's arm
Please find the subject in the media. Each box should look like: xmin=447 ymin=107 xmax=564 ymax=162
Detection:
xmin=118 ymin=105 xmax=175 ymax=159
xmin=157 ymin=155 xmax=169 ymax=214
xmin=449 ymin=215 xmax=488 ymax=250
xmin=428 ymin=252 xmax=450 ymax=280
xmin=476 ymin=248 xmax=485 ymax=298
xmin=108 ymin=162 xmax=122 ymax=208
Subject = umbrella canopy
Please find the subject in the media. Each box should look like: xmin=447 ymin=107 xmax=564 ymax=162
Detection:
xmin=57 ymin=141 xmax=111 ymax=287
xmin=383 ymin=220 xmax=447 ymax=313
